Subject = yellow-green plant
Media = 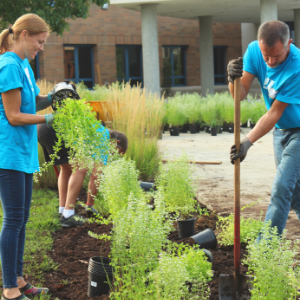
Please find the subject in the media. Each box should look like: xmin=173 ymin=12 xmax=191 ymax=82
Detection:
xmin=155 ymin=153 xmax=197 ymax=220
xmin=244 ymin=223 xmax=300 ymax=300
xmin=201 ymin=98 xmax=218 ymax=128
xmin=98 ymin=157 xmax=144 ymax=220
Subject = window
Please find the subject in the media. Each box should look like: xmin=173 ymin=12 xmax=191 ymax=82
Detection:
xmin=64 ymin=45 xmax=94 ymax=88
xmin=29 ymin=54 xmax=40 ymax=80
xmin=214 ymin=46 xmax=226 ymax=85
xmin=116 ymin=45 xmax=143 ymax=87
xmin=162 ymin=46 xmax=186 ymax=87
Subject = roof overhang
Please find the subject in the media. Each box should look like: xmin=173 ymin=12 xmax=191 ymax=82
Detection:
xmin=110 ymin=0 xmax=300 ymax=23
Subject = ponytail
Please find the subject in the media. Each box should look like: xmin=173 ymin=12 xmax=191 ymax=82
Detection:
xmin=0 ymin=14 xmax=49 ymax=55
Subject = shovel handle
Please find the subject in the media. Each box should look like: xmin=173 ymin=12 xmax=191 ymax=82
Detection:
xmin=234 ymin=78 xmax=241 ymax=281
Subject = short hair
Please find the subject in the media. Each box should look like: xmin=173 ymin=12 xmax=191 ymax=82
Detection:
xmin=109 ymin=130 xmax=128 ymax=154
xmin=0 ymin=13 xmax=50 ymax=55
xmin=257 ymin=20 xmax=290 ymax=48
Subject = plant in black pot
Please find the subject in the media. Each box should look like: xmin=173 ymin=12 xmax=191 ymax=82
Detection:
xmin=222 ymin=94 xmax=234 ymax=133
xmin=166 ymin=98 xmax=188 ymax=136
xmin=201 ymin=99 xmax=218 ymax=137
xmin=155 ymin=154 xmax=197 ymax=238
xmin=183 ymin=94 xmax=202 ymax=134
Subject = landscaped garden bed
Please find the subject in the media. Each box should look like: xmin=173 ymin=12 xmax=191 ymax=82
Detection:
xmin=38 ymin=189 xmax=246 ymax=300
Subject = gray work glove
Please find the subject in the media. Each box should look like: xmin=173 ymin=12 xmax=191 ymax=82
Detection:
xmin=47 ymin=90 xmax=54 ymax=103
xmin=45 ymin=113 xmax=54 ymax=128
xmin=227 ymin=57 xmax=243 ymax=84
xmin=230 ymin=136 xmax=253 ymax=164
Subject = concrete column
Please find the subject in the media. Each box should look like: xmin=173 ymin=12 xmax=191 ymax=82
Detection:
xmin=260 ymin=0 xmax=277 ymax=24
xmin=294 ymin=9 xmax=300 ymax=48
xmin=199 ymin=16 xmax=214 ymax=96
xmin=141 ymin=4 xmax=160 ymax=95
xmin=241 ymin=23 xmax=259 ymax=55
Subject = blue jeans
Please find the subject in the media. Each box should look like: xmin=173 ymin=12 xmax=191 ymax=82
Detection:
xmin=264 ymin=128 xmax=300 ymax=235
xmin=0 ymin=169 xmax=32 ymax=288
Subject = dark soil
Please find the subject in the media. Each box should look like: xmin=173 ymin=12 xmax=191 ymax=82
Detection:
xmin=32 ymin=190 xmax=249 ymax=300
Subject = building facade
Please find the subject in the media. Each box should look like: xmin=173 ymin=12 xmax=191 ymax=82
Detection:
xmin=34 ymin=4 xmax=241 ymax=89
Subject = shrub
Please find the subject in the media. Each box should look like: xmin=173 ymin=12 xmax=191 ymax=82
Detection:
xmin=155 ymin=153 xmax=197 ymax=220
xmin=166 ymin=95 xmax=188 ymax=127
xmin=244 ymin=223 xmax=300 ymax=300
xmin=200 ymin=98 xmax=218 ymax=128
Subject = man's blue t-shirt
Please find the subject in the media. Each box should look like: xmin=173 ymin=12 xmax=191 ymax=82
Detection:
xmin=0 ymin=52 xmax=40 ymax=173
xmin=243 ymin=41 xmax=300 ymax=129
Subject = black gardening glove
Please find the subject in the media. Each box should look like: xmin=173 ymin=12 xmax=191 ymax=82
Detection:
xmin=227 ymin=57 xmax=243 ymax=84
xmin=230 ymin=136 xmax=253 ymax=164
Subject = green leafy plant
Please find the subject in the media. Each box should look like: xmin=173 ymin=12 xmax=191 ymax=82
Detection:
xmin=110 ymin=193 xmax=172 ymax=300
xmin=249 ymin=96 xmax=267 ymax=125
xmin=166 ymin=96 xmax=188 ymax=127
xmin=34 ymin=99 xmax=112 ymax=182
xmin=217 ymin=201 xmax=264 ymax=246
xmin=200 ymin=98 xmax=218 ymax=128
xmin=244 ymin=222 xmax=300 ymax=300
xmin=155 ymin=153 xmax=197 ymax=219
xmin=97 ymin=158 xmax=144 ymax=220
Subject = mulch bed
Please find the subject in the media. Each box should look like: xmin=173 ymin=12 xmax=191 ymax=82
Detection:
xmin=30 ymin=190 xmax=249 ymax=300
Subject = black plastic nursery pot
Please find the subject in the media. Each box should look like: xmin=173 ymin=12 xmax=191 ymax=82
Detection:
xmin=205 ymin=126 xmax=211 ymax=133
xmin=211 ymin=127 xmax=217 ymax=136
xmin=241 ymin=122 xmax=248 ymax=128
xmin=177 ymin=218 xmax=196 ymax=239
xmin=189 ymin=124 xmax=197 ymax=134
xmin=88 ymin=257 xmax=113 ymax=297
xmin=189 ymin=228 xmax=217 ymax=249
xmin=196 ymin=123 xmax=201 ymax=132
xmin=250 ymin=122 xmax=255 ymax=129
xmin=140 ymin=181 xmax=154 ymax=191
xmin=170 ymin=126 xmax=180 ymax=136
xmin=181 ymin=123 xmax=189 ymax=133
xmin=228 ymin=123 xmax=234 ymax=133
xmin=222 ymin=123 xmax=229 ymax=132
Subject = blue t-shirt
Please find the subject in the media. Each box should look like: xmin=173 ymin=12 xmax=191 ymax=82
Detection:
xmin=0 ymin=52 xmax=40 ymax=173
xmin=244 ymin=41 xmax=300 ymax=129
xmin=95 ymin=123 xmax=110 ymax=165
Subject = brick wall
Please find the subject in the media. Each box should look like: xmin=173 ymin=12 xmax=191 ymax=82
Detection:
xmin=41 ymin=5 xmax=241 ymax=86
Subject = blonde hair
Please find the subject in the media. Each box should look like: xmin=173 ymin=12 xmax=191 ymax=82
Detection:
xmin=0 ymin=13 xmax=50 ymax=55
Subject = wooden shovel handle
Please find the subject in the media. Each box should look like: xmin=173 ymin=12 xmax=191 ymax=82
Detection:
xmin=234 ymin=78 xmax=241 ymax=281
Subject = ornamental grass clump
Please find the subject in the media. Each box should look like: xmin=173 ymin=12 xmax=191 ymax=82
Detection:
xmin=244 ymin=222 xmax=300 ymax=300
xmin=181 ymin=93 xmax=203 ymax=125
xmin=166 ymin=95 xmax=188 ymax=127
xmin=200 ymin=98 xmax=218 ymax=128
xmin=155 ymin=153 xmax=197 ymax=220
xmin=97 ymin=158 xmax=144 ymax=220
xmin=105 ymin=82 xmax=164 ymax=181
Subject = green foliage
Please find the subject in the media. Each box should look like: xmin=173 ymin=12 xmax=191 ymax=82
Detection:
xmin=0 ymin=0 xmax=108 ymax=36
xmin=244 ymin=223 xmax=300 ymax=300
xmin=200 ymin=98 xmax=218 ymax=128
xmin=155 ymin=153 xmax=197 ymax=219
xmin=110 ymin=193 xmax=172 ymax=300
xmin=217 ymin=202 xmax=264 ymax=246
xmin=34 ymin=98 xmax=112 ymax=182
xmin=248 ymin=96 xmax=267 ymax=124
xmin=76 ymin=82 xmax=109 ymax=101
xmin=180 ymin=93 xmax=203 ymax=124
xmin=97 ymin=158 xmax=144 ymax=220
xmin=166 ymin=95 xmax=188 ymax=127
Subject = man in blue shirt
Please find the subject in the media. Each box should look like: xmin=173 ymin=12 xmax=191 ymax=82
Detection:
xmin=228 ymin=20 xmax=300 ymax=236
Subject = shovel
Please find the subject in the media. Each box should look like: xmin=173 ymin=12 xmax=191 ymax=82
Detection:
xmin=219 ymin=78 xmax=252 ymax=300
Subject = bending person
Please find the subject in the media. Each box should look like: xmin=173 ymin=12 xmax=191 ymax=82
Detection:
xmin=228 ymin=20 xmax=300 ymax=238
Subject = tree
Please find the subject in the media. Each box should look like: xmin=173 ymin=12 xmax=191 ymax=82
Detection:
xmin=0 ymin=0 xmax=108 ymax=36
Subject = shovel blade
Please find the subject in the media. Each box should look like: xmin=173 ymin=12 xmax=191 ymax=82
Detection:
xmin=219 ymin=274 xmax=252 ymax=300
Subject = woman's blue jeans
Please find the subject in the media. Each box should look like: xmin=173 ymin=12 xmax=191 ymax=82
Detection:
xmin=0 ymin=169 xmax=32 ymax=288
xmin=264 ymin=128 xmax=300 ymax=235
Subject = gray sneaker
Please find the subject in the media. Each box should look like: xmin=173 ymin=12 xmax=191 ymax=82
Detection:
xmin=86 ymin=206 xmax=100 ymax=218
xmin=60 ymin=214 xmax=85 ymax=227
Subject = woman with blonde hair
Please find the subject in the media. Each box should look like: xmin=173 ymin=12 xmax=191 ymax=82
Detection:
xmin=0 ymin=13 xmax=54 ymax=300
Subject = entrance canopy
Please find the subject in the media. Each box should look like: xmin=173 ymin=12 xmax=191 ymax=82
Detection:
xmin=110 ymin=0 xmax=300 ymax=23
